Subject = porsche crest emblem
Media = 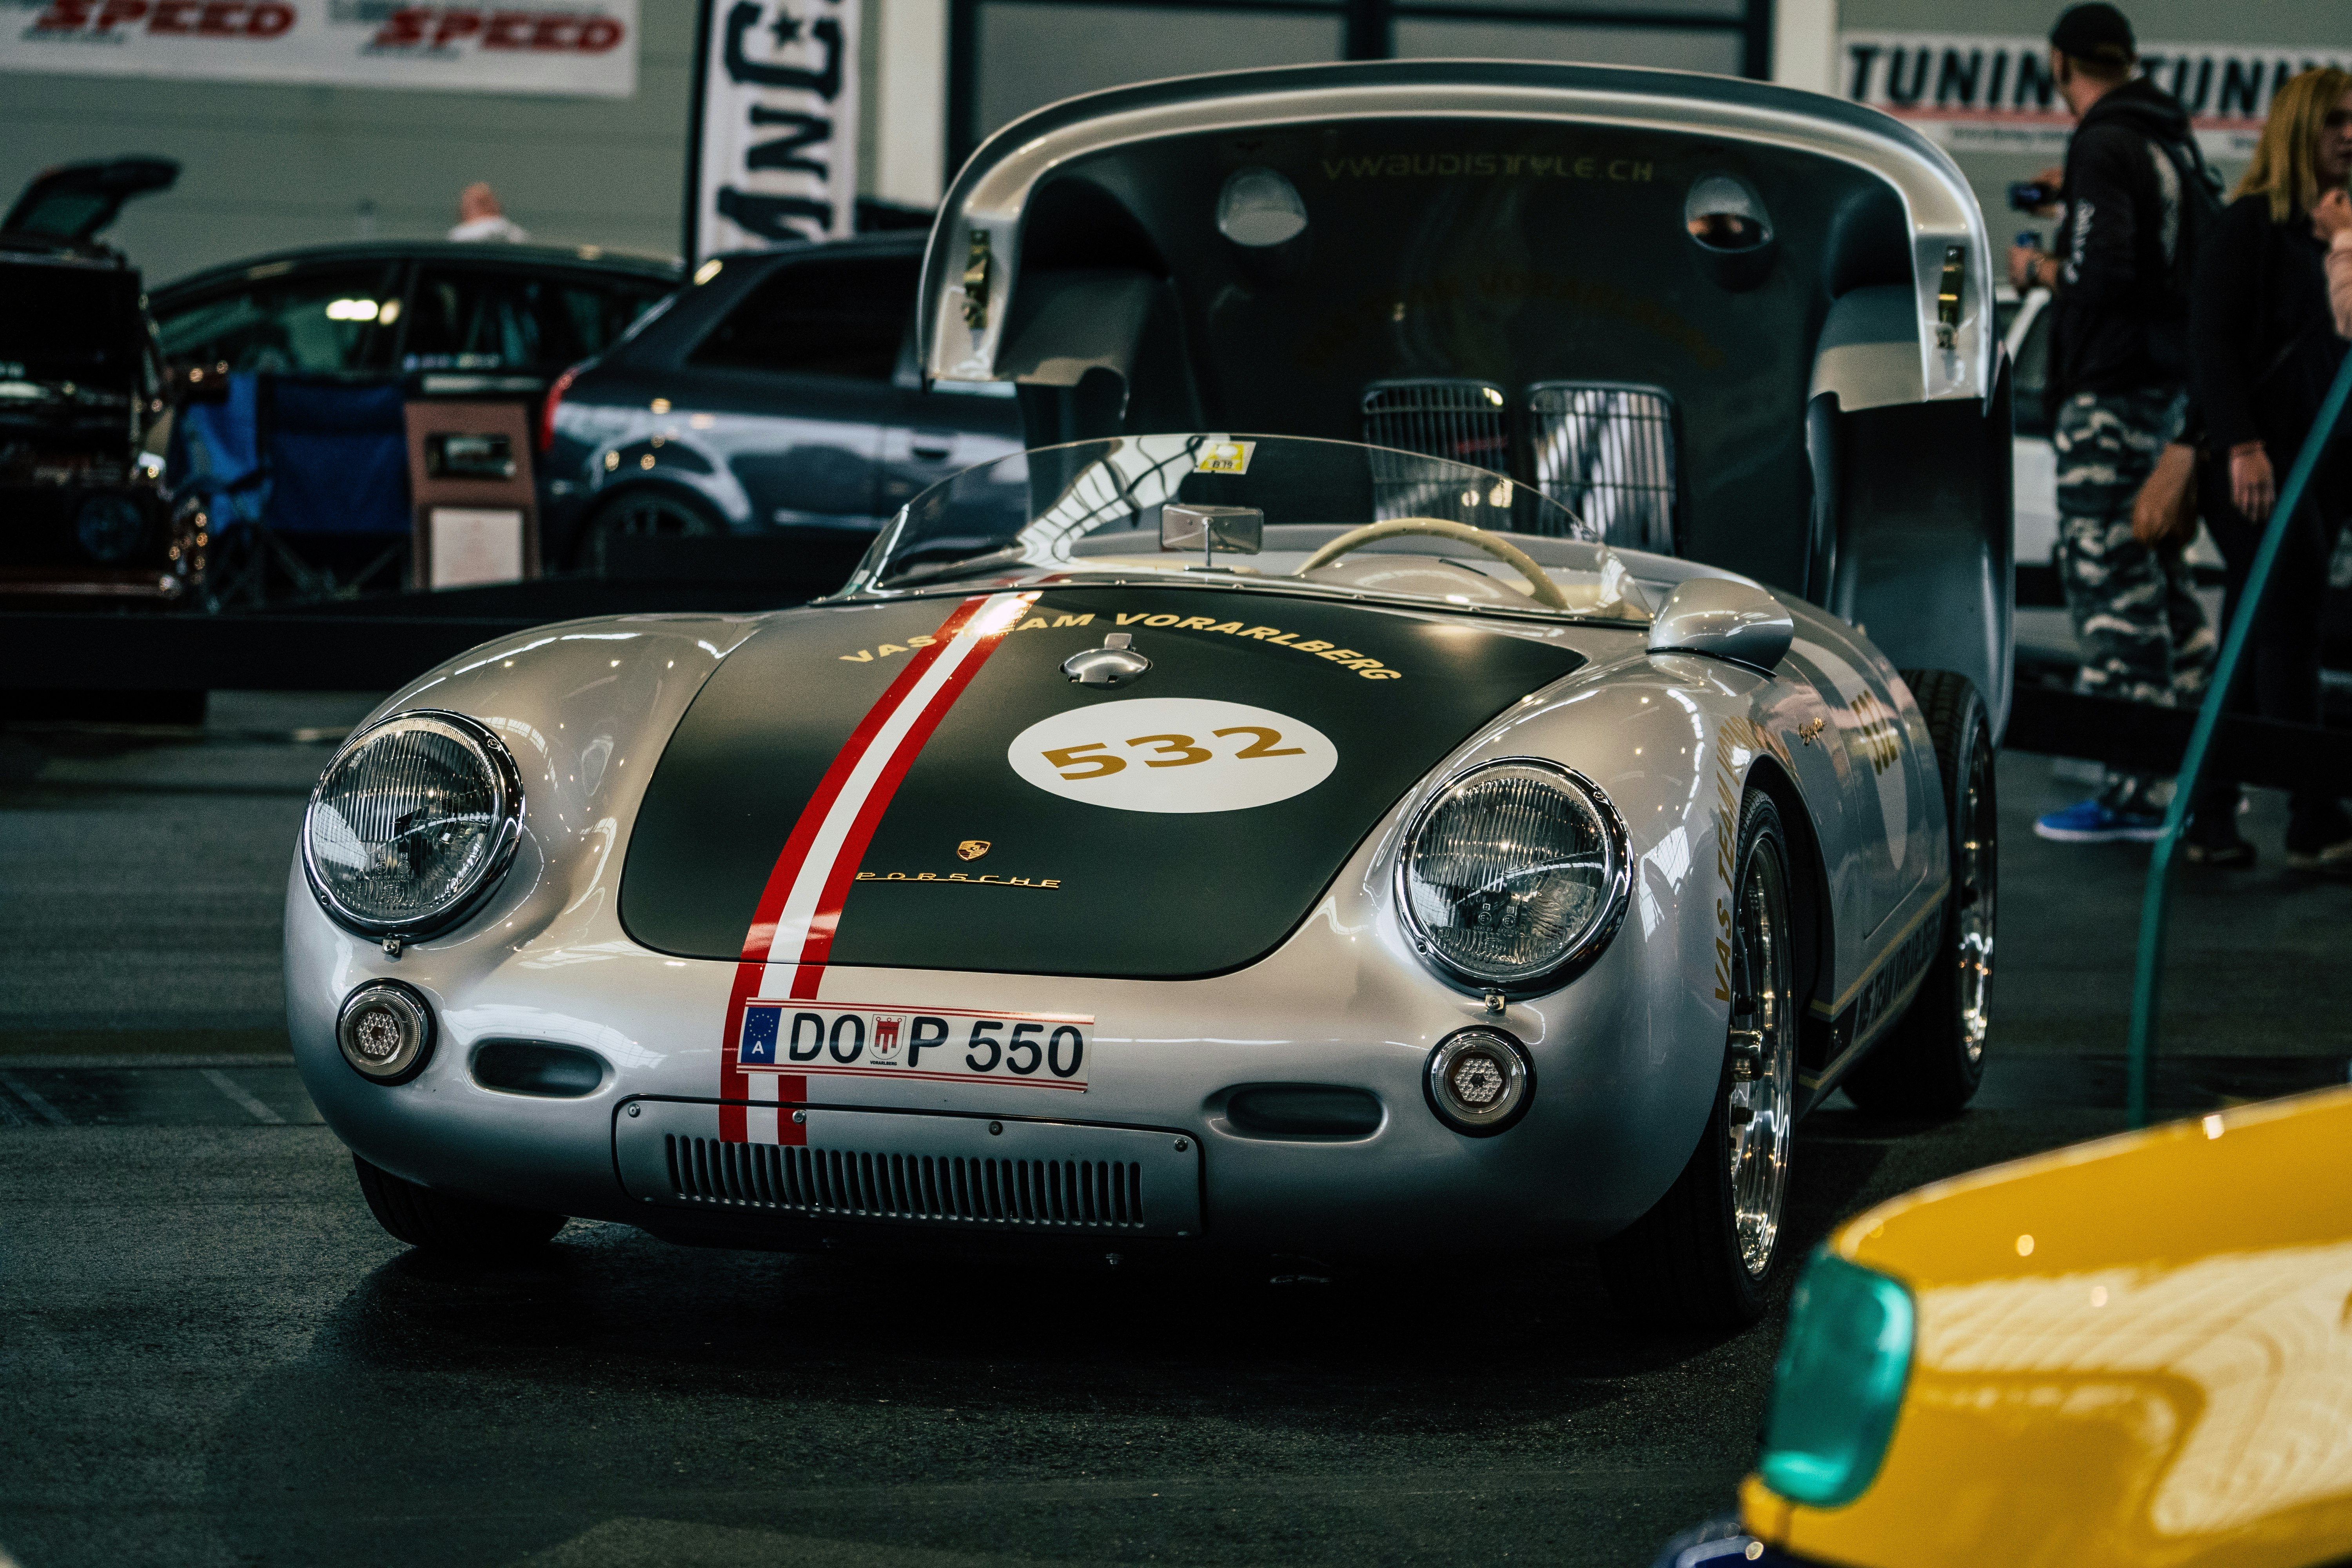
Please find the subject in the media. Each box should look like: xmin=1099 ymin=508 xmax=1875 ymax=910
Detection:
xmin=956 ymin=840 xmax=991 ymax=861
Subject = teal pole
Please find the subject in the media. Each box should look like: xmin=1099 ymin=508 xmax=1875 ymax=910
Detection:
xmin=2126 ymin=348 xmax=2352 ymax=1128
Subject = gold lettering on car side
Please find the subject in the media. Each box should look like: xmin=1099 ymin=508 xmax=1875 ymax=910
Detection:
xmin=1706 ymin=715 xmax=1768 ymax=1005
xmin=1847 ymin=693 xmax=1902 ymax=776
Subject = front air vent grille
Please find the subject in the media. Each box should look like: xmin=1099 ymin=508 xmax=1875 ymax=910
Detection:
xmin=664 ymin=1135 xmax=1149 ymax=1230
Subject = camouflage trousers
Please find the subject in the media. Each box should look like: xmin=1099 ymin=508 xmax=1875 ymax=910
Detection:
xmin=2054 ymin=388 xmax=2214 ymax=708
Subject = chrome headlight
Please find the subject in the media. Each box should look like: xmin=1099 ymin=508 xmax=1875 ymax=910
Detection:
xmin=1397 ymin=759 xmax=1629 ymax=993
xmin=302 ymin=710 xmax=523 ymax=941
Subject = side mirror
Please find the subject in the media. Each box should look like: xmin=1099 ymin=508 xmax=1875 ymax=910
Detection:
xmin=1161 ymin=503 xmax=1263 ymax=563
xmin=1647 ymin=578 xmax=1793 ymax=672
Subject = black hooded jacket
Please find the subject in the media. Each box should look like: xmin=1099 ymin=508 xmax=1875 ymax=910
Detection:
xmin=2047 ymin=76 xmax=2201 ymax=401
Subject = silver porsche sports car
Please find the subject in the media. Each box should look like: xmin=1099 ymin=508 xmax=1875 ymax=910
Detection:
xmin=287 ymin=61 xmax=2009 ymax=1328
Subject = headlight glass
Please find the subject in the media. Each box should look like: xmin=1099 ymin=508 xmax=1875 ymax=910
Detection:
xmin=1757 ymin=1250 xmax=1916 ymax=1508
xmin=1399 ymin=760 xmax=1626 ymax=989
xmin=303 ymin=711 xmax=522 ymax=937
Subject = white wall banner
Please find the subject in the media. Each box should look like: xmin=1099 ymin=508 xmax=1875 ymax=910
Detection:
xmin=687 ymin=0 xmax=860 ymax=262
xmin=1 ymin=0 xmax=638 ymax=95
xmin=1840 ymin=32 xmax=2352 ymax=159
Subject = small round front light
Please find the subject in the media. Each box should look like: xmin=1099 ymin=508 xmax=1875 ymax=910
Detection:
xmin=337 ymin=981 xmax=436 ymax=1083
xmin=1398 ymin=759 xmax=1629 ymax=994
xmin=1425 ymin=1028 xmax=1532 ymax=1135
xmin=303 ymin=710 xmax=523 ymax=941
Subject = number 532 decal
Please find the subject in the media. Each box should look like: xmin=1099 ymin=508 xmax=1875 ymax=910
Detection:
xmin=1043 ymin=725 xmax=1301 ymax=779
xmin=740 ymin=1002 xmax=1093 ymax=1090
xmin=1008 ymin=697 xmax=1338 ymax=814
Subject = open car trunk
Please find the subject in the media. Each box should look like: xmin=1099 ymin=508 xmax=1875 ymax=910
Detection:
xmin=916 ymin=62 xmax=2011 ymax=731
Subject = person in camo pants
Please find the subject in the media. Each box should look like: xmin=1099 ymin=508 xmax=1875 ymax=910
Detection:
xmin=2054 ymin=387 xmax=2213 ymax=713
xmin=2010 ymin=4 xmax=2219 ymax=844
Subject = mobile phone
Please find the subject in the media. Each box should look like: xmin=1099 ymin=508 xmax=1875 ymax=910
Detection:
xmin=2015 ymin=231 xmax=2042 ymax=250
xmin=2008 ymin=180 xmax=2056 ymax=213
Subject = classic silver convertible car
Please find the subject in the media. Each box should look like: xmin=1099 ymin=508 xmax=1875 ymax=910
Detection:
xmin=288 ymin=62 xmax=2009 ymax=1328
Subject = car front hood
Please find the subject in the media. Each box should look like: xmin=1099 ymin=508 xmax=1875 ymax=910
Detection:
xmin=619 ymin=583 xmax=1588 ymax=978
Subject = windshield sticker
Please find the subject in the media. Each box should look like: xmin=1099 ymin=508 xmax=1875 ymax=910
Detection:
xmin=1008 ymin=698 xmax=1338 ymax=815
xmin=839 ymin=611 xmax=1405 ymax=679
xmin=1193 ymin=439 xmax=1254 ymax=474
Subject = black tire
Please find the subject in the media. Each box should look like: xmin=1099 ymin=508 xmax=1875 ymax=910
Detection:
xmin=1603 ymin=790 xmax=1798 ymax=1330
xmin=573 ymin=486 xmax=721 ymax=574
xmin=1839 ymin=670 xmax=1995 ymax=1117
xmin=352 ymin=1154 xmax=564 ymax=1254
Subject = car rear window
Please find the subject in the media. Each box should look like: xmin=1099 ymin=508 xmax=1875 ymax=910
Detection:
xmin=403 ymin=266 xmax=671 ymax=372
xmin=690 ymin=254 xmax=919 ymax=380
xmin=156 ymin=262 xmax=399 ymax=374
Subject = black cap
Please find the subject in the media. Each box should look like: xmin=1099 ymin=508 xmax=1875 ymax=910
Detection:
xmin=2050 ymin=3 xmax=2136 ymax=64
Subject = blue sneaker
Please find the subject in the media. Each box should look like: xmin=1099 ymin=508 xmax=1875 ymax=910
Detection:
xmin=2034 ymin=797 xmax=2166 ymax=843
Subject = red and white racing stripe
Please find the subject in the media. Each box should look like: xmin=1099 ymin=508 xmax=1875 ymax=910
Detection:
xmin=717 ymin=591 xmax=1038 ymax=1143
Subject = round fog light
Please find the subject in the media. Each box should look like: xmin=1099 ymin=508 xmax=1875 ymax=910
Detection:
xmin=1425 ymin=1028 xmax=1532 ymax=1135
xmin=337 ymin=981 xmax=435 ymax=1084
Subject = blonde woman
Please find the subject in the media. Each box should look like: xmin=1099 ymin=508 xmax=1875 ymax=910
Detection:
xmin=2187 ymin=66 xmax=2352 ymax=871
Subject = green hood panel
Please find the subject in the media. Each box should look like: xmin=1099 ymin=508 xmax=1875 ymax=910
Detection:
xmin=619 ymin=586 xmax=1586 ymax=976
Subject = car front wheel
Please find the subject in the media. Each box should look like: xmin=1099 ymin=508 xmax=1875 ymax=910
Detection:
xmin=352 ymin=1154 xmax=564 ymax=1254
xmin=1603 ymin=788 xmax=1797 ymax=1330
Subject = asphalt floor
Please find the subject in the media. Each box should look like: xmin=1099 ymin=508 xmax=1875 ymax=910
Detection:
xmin=1 ymin=693 xmax=2347 ymax=1568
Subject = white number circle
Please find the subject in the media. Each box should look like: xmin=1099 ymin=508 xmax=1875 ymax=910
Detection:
xmin=1007 ymin=698 xmax=1338 ymax=814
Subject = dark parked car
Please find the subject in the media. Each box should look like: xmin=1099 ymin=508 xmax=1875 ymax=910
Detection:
xmin=1 ymin=157 xmax=199 ymax=611
xmin=537 ymin=232 xmax=1023 ymax=574
xmin=149 ymin=241 xmax=678 ymax=399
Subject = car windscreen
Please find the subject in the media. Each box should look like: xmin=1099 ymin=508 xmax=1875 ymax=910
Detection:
xmin=1 ymin=262 xmax=143 ymax=389
xmin=851 ymin=432 xmax=1650 ymax=619
xmin=993 ymin=118 xmax=1916 ymax=592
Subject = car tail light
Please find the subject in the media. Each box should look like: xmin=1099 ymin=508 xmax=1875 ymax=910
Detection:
xmin=539 ymin=362 xmax=584 ymax=454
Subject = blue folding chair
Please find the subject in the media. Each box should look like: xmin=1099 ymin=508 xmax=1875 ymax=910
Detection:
xmin=167 ymin=372 xmax=269 ymax=528
xmin=185 ymin=375 xmax=413 ymax=606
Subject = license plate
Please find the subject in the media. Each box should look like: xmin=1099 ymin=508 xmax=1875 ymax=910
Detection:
xmin=737 ymin=1002 xmax=1093 ymax=1091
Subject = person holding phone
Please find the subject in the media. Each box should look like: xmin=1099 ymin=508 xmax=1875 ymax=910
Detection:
xmin=2006 ymin=5 xmax=2219 ymax=847
xmin=2184 ymin=67 xmax=2352 ymax=872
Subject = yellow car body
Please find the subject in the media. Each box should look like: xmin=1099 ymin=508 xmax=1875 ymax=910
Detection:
xmin=1744 ymin=1086 xmax=2352 ymax=1568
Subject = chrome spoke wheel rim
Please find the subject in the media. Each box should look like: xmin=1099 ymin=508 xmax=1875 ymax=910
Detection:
xmin=1953 ymin=732 xmax=1996 ymax=1065
xmin=1726 ymin=842 xmax=1795 ymax=1278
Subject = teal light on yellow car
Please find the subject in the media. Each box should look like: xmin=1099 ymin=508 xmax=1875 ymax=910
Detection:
xmin=1757 ymin=1252 xmax=1915 ymax=1508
